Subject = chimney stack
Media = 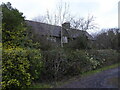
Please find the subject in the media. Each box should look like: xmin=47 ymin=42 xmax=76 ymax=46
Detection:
xmin=62 ymin=22 xmax=70 ymax=30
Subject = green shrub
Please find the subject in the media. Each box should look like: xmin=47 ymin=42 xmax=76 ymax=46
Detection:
xmin=29 ymin=35 xmax=56 ymax=51
xmin=1 ymin=2 xmax=43 ymax=89
xmin=26 ymin=48 xmax=43 ymax=81
xmin=2 ymin=48 xmax=43 ymax=89
xmin=65 ymin=36 xmax=90 ymax=50
xmin=65 ymin=50 xmax=100 ymax=75
xmin=2 ymin=3 xmax=27 ymax=48
xmin=41 ymin=48 xmax=67 ymax=81
xmin=41 ymin=49 xmax=101 ymax=81
xmin=87 ymin=49 xmax=119 ymax=67
xmin=2 ymin=48 xmax=31 ymax=89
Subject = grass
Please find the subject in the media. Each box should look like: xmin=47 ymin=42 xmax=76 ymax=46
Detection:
xmin=28 ymin=83 xmax=53 ymax=88
xmin=29 ymin=63 xmax=120 ymax=88
xmin=81 ymin=63 xmax=120 ymax=77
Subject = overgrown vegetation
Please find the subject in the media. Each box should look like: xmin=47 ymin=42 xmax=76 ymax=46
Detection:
xmin=94 ymin=28 xmax=119 ymax=50
xmin=39 ymin=48 xmax=119 ymax=83
xmin=1 ymin=2 xmax=120 ymax=89
xmin=65 ymin=35 xmax=90 ymax=50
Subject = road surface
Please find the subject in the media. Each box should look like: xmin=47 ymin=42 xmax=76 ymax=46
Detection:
xmin=59 ymin=67 xmax=120 ymax=88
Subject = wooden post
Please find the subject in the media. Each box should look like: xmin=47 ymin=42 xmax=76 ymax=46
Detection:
xmin=61 ymin=27 xmax=63 ymax=47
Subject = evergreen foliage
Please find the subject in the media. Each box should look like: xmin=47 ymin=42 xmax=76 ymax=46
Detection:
xmin=1 ymin=2 xmax=42 ymax=89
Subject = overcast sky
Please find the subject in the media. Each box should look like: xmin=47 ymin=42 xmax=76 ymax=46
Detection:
xmin=0 ymin=0 xmax=119 ymax=33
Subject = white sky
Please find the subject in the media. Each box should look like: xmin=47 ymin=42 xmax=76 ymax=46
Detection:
xmin=0 ymin=0 xmax=119 ymax=34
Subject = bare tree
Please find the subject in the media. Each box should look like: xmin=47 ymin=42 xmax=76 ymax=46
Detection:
xmin=33 ymin=1 xmax=72 ymax=26
xmin=32 ymin=1 xmax=98 ymax=47
xmin=33 ymin=0 xmax=98 ymax=31
xmin=70 ymin=15 xmax=98 ymax=31
xmin=33 ymin=15 xmax=47 ymax=23
xmin=53 ymin=2 xmax=71 ymax=25
xmin=33 ymin=1 xmax=73 ymax=47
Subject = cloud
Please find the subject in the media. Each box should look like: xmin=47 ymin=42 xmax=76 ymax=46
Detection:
xmin=1 ymin=0 xmax=119 ymax=30
xmin=1 ymin=0 xmax=57 ymax=19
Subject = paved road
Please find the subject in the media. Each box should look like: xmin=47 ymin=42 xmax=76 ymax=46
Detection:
xmin=59 ymin=67 xmax=120 ymax=88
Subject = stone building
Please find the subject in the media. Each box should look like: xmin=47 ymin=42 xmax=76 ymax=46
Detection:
xmin=26 ymin=20 xmax=94 ymax=45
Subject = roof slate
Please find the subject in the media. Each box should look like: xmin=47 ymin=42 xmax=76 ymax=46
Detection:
xmin=26 ymin=20 xmax=94 ymax=40
xmin=26 ymin=20 xmax=61 ymax=37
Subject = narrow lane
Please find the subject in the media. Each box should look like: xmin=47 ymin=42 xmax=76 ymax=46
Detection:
xmin=59 ymin=67 xmax=120 ymax=88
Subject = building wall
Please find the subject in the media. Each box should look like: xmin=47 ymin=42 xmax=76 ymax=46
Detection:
xmin=56 ymin=37 xmax=61 ymax=45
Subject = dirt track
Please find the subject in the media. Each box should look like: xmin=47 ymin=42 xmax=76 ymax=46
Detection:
xmin=58 ymin=67 xmax=120 ymax=88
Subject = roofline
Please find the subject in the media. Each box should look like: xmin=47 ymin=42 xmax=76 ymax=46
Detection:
xmin=26 ymin=20 xmax=94 ymax=40
xmin=25 ymin=20 xmax=61 ymax=28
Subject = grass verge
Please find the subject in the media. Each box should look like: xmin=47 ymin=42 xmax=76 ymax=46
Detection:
xmin=81 ymin=63 xmax=120 ymax=77
xmin=28 ymin=83 xmax=53 ymax=88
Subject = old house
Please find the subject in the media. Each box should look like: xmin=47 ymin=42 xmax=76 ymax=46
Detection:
xmin=26 ymin=20 xmax=94 ymax=46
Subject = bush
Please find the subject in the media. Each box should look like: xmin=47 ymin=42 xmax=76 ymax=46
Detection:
xmin=87 ymin=49 xmax=119 ymax=67
xmin=40 ymin=49 xmax=120 ymax=82
xmin=65 ymin=50 xmax=100 ymax=75
xmin=40 ymin=49 xmax=101 ymax=81
xmin=41 ymin=49 xmax=119 ymax=82
xmin=2 ymin=48 xmax=43 ymax=89
xmin=2 ymin=3 xmax=26 ymax=48
xmin=65 ymin=36 xmax=90 ymax=50
xmin=2 ymin=48 xmax=31 ymax=89
xmin=29 ymin=34 xmax=57 ymax=51
xmin=1 ymin=2 xmax=43 ymax=89
xmin=26 ymin=48 xmax=43 ymax=81
xmin=41 ymin=48 xmax=68 ymax=81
